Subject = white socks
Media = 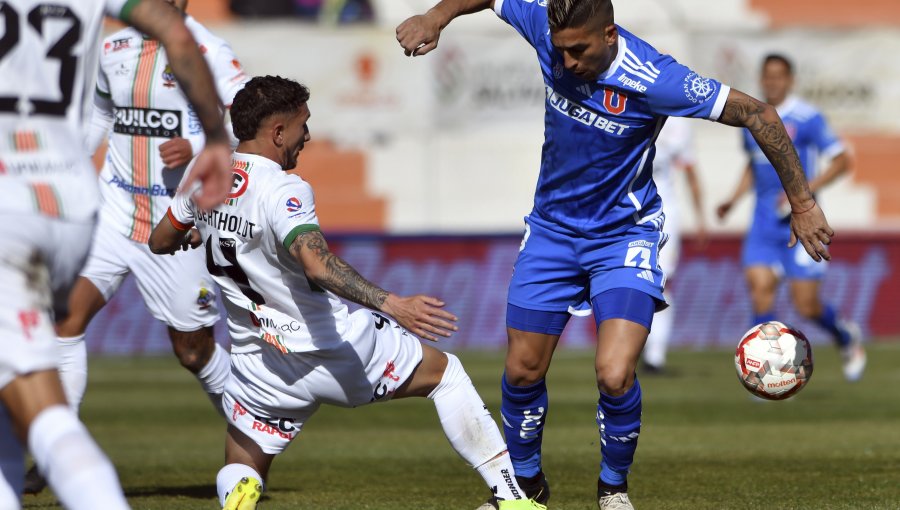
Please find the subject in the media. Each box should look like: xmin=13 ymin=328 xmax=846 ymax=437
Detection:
xmin=0 ymin=405 xmax=24 ymax=510
xmin=216 ymin=463 xmax=262 ymax=506
xmin=644 ymin=295 xmax=673 ymax=368
xmin=57 ymin=334 xmax=87 ymax=412
xmin=428 ymin=354 xmax=525 ymax=501
xmin=196 ymin=343 xmax=230 ymax=416
xmin=29 ymin=405 xmax=129 ymax=510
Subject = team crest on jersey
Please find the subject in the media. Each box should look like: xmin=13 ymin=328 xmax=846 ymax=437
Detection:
xmin=197 ymin=287 xmax=214 ymax=309
xmin=682 ymin=72 xmax=717 ymax=104
xmin=602 ymin=88 xmax=627 ymax=115
xmin=553 ymin=62 xmax=564 ymax=79
xmin=162 ymin=65 xmax=176 ymax=89
xmin=225 ymin=161 xmax=252 ymax=206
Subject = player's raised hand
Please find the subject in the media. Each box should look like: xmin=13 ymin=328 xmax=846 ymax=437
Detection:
xmin=789 ymin=201 xmax=833 ymax=262
xmin=396 ymin=13 xmax=443 ymax=56
xmin=715 ymin=200 xmax=734 ymax=221
xmin=160 ymin=137 xmax=194 ymax=169
xmin=382 ymin=294 xmax=459 ymax=342
xmin=180 ymin=141 xmax=231 ymax=210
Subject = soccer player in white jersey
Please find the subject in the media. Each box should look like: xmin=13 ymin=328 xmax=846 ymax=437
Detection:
xmin=22 ymin=0 xmax=249 ymax=494
xmin=642 ymin=117 xmax=706 ymax=373
xmin=149 ymin=75 xmax=545 ymax=510
xmin=717 ymin=54 xmax=865 ymax=381
xmin=0 ymin=0 xmax=232 ymax=508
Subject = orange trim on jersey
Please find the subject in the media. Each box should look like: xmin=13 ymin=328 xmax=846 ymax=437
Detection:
xmin=31 ymin=183 xmax=60 ymax=217
xmin=167 ymin=207 xmax=193 ymax=231
xmin=129 ymin=40 xmax=160 ymax=244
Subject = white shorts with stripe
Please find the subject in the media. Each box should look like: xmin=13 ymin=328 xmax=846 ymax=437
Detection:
xmin=0 ymin=214 xmax=94 ymax=389
xmin=223 ymin=309 xmax=424 ymax=455
xmin=80 ymin=212 xmax=219 ymax=331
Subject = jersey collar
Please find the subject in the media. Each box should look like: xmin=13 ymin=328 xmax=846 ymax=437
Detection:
xmin=233 ymin=152 xmax=284 ymax=171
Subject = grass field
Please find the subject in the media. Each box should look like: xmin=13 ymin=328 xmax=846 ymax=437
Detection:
xmin=22 ymin=343 xmax=900 ymax=510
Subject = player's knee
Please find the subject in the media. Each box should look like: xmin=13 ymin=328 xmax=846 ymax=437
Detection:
xmin=794 ymin=299 xmax=821 ymax=319
xmin=504 ymin=354 xmax=547 ymax=386
xmin=169 ymin=328 xmax=215 ymax=373
xmin=595 ymin=367 xmax=634 ymax=397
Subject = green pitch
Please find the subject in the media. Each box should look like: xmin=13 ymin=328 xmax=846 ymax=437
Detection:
xmin=23 ymin=343 xmax=900 ymax=509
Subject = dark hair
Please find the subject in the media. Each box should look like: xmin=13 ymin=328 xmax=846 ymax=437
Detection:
xmin=231 ymin=76 xmax=310 ymax=141
xmin=547 ymin=0 xmax=614 ymax=31
xmin=762 ymin=53 xmax=794 ymax=75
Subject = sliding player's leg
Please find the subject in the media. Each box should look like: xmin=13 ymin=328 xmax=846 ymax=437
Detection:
xmin=217 ymin=425 xmax=273 ymax=510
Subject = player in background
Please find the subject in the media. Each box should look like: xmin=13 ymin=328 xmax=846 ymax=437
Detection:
xmin=397 ymin=1 xmax=834 ymax=508
xmin=149 ymin=75 xmax=545 ymax=510
xmin=642 ymin=117 xmax=707 ymax=374
xmin=717 ymin=54 xmax=865 ymax=381
xmin=0 ymin=0 xmax=231 ymax=508
xmin=22 ymin=0 xmax=249 ymax=494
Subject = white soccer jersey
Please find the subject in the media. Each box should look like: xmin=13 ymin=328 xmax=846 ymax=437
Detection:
xmin=0 ymin=0 xmax=135 ymax=222
xmin=91 ymin=16 xmax=247 ymax=243
xmin=169 ymin=153 xmax=351 ymax=355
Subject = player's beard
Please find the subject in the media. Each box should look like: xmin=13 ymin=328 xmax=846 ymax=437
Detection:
xmin=284 ymin=143 xmax=302 ymax=169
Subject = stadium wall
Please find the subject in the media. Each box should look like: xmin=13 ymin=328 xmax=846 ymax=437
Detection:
xmin=86 ymin=233 xmax=899 ymax=355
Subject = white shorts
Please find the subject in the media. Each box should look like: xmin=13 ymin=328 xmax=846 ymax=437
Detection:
xmin=0 ymin=214 xmax=94 ymax=390
xmin=80 ymin=214 xmax=218 ymax=331
xmin=223 ymin=309 xmax=424 ymax=454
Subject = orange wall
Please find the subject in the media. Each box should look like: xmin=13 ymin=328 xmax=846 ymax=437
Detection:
xmin=751 ymin=0 xmax=900 ymax=27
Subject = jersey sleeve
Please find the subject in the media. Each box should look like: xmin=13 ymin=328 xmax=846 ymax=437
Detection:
xmin=809 ymin=112 xmax=845 ymax=159
xmin=210 ymin=43 xmax=249 ymax=107
xmin=267 ymin=176 xmax=320 ymax=251
xmin=644 ymin=57 xmax=731 ymax=121
xmin=493 ymin=0 xmax=547 ymax=48
xmin=167 ymin=191 xmax=195 ymax=231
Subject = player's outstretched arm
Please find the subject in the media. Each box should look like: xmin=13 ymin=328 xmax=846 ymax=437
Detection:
xmin=290 ymin=231 xmax=459 ymax=341
xmin=396 ymin=0 xmax=494 ymax=56
xmin=717 ymin=88 xmax=834 ymax=262
xmin=124 ymin=0 xmax=231 ymax=209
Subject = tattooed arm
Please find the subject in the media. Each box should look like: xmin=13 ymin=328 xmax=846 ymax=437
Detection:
xmin=289 ymin=230 xmax=458 ymax=341
xmin=717 ymin=88 xmax=834 ymax=261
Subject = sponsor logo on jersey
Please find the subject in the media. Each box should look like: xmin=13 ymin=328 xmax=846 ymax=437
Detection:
xmin=617 ymin=73 xmax=647 ymax=93
xmin=636 ymin=269 xmax=655 ymax=283
xmin=228 ymin=168 xmax=249 ymax=199
xmin=161 ymin=65 xmax=176 ymax=89
xmin=576 ymin=83 xmax=592 ymax=96
xmin=546 ymin=86 xmax=630 ymax=136
xmin=682 ymin=72 xmax=717 ymax=104
xmin=107 ymin=175 xmax=175 ymax=197
xmin=104 ymin=37 xmax=131 ymax=54
xmin=113 ymin=107 xmax=182 ymax=138
xmin=285 ymin=197 xmax=302 ymax=213
xmin=114 ymin=63 xmax=130 ymax=76
xmin=628 ymin=240 xmax=655 ymax=248
xmin=195 ymin=209 xmax=256 ymax=239
xmin=250 ymin=415 xmax=297 ymax=439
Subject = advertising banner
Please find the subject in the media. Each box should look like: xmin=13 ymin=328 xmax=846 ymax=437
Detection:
xmin=85 ymin=234 xmax=898 ymax=355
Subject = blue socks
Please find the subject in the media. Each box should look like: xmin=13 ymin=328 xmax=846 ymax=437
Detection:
xmin=597 ymin=377 xmax=642 ymax=487
xmin=816 ymin=305 xmax=851 ymax=348
xmin=500 ymin=375 xmax=548 ymax=478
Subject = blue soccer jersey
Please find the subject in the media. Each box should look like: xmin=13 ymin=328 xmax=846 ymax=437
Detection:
xmin=494 ymin=0 xmax=731 ymax=236
xmin=742 ymin=96 xmax=844 ymax=234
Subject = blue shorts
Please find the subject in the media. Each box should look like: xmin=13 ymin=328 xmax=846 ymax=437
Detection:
xmin=742 ymin=223 xmax=826 ymax=280
xmin=507 ymin=214 xmax=668 ymax=334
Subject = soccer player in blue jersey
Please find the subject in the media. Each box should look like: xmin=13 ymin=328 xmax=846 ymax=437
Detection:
xmin=397 ymin=1 xmax=834 ymax=508
xmin=717 ymin=54 xmax=866 ymax=382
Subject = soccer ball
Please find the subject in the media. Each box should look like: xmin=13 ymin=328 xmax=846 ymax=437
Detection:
xmin=734 ymin=321 xmax=813 ymax=400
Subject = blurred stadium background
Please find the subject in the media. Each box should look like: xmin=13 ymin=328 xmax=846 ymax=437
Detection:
xmin=88 ymin=0 xmax=900 ymax=354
